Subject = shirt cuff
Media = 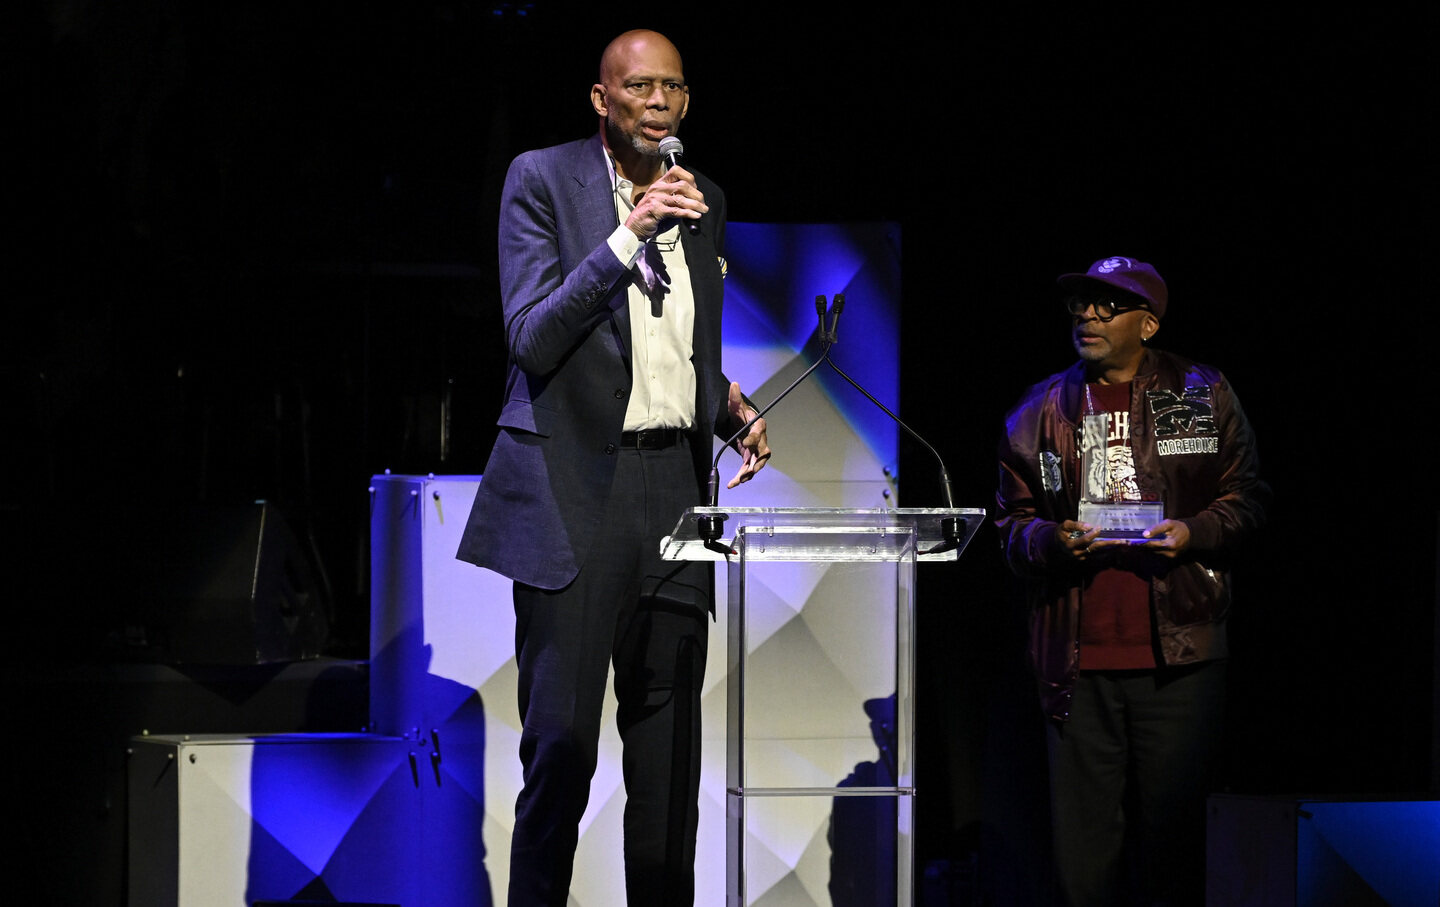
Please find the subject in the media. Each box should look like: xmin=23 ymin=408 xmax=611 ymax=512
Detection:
xmin=607 ymin=225 xmax=644 ymax=268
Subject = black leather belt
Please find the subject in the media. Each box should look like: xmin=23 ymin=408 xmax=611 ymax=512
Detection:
xmin=619 ymin=428 xmax=682 ymax=450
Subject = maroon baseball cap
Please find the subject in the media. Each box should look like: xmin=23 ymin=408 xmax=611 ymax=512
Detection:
xmin=1058 ymin=256 xmax=1168 ymax=318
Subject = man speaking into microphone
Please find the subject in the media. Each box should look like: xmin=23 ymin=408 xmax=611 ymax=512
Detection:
xmin=456 ymin=28 xmax=771 ymax=906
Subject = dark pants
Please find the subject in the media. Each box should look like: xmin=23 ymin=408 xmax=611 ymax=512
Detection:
xmin=507 ymin=440 xmax=710 ymax=907
xmin=1047 ymin=661 xmax=1226 ymax=907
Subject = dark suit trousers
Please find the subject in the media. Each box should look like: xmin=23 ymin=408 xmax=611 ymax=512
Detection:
xmin=508 ymin=438 xmax=711 ymax=907
xmin=1046 ymin=661 xmax=1226 ymax=907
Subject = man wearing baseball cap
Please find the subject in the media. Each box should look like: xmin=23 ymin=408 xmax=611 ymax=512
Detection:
xmin=994 ymin=256 xmax=1270 ymax=905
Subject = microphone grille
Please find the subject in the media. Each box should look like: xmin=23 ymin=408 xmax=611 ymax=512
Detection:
xmin=658 ymin=136 xmax=684 ymax=157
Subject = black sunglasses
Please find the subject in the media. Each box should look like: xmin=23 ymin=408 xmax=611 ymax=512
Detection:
xmin=1065 ymin=295 xmax=1150 ymax=322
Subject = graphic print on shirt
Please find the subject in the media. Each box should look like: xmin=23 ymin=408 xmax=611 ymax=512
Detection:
xmin=1081 ymin=382 xmax=1139 ymax=503
xmin=1148 ymin=385 xmax=1219 ymax=456
xmin=1101 ymin=410 xmax=1140 ymax=501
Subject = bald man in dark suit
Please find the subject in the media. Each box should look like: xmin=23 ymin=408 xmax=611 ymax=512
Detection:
xmin=457 ymin=29 xmax=770 ymax=906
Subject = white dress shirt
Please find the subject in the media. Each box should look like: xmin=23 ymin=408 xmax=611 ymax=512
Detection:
xmin=604 ymin=158 xmax=697 ymax=432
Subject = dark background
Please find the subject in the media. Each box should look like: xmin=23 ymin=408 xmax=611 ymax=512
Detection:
xmin=9 ymin=2 xmax=1436 ymax=903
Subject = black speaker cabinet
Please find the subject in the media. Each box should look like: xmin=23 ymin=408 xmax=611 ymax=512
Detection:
xmin=132 ymin=501 xmax=330 ymax=664
xmin=1206 ymin=793 xmax=1439 ymax=906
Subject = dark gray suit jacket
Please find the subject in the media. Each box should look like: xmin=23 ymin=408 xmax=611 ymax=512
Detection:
xmin=456 ymin=135 xmax=732 ymax=589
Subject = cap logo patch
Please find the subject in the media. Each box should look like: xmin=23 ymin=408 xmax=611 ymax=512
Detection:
xmin=1096 ymin=257 xmax=1134 ymax=274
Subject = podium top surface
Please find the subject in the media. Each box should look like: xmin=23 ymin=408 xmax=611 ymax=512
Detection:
xmin=661 ymin=506 xmax=985 ymax=563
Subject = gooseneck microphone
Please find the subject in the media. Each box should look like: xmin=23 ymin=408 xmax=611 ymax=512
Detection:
xmin=657 ymin=136 xmax=701 ymax=235
xmin=706 ymin=293 xmax=965 ymax=556
xmin=819 ymin=344 xmax=963 ymax=553
xmin=816 ymin=294 xmax=962 ymax=552
xmin=698 ymin=296 xmax=835 ymax=552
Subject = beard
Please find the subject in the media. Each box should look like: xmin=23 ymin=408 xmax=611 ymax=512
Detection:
xmin=1073 ymin=333 xmax=1109 ymax=361
xmin=605 ymin=114 xmax=667 ymax=160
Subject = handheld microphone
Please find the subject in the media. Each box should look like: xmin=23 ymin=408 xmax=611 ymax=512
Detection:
xmin=658 ymin=135 xmax=684 ymax=170
xmin=657 ymin=136 xmax=701 ymax=235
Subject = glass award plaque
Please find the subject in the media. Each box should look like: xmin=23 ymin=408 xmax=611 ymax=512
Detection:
xmin=1078 ymin=384 xmax=1164 ymax=542
xmin=1078 ymin=499 xmax=1165 ymax=541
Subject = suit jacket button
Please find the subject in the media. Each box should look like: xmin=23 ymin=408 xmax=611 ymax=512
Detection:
xmin=604 ymin=444 xmax=616 ymax=455
xmin=613 ymin=388 xmax=624 ymax=398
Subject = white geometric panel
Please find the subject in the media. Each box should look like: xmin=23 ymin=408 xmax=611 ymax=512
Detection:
xmin=127 ymin=733 xmax=424 ymax=907
xmin=742 ymin=826 xmax=804 ymax=904
xmin=745 ymin=614 xmax=877 ymax=741
xmin=731 ymin=563 xmax=825 ymax=649
xmin=800 ymin=563 xmax=901 ymax=696
xmin=714 ymin=351 xmax=896 ymax=487
xmin=721 ymin=345 xmax=817 ymax=412
xmin=415 ymin=479 xmax=514 ymax=691
xmin=740 ymin=794 xmax=898 ymax=907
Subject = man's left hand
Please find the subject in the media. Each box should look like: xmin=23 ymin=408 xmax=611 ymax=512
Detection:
xmin=1138 ymin=519 xmax=1191 ymax=557
xmin=725 ymin=381 xmax=771 ymax=488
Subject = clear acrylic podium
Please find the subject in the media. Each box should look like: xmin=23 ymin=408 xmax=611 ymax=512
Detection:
xmin=662 ymin=506 xmax=983 ymax=906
